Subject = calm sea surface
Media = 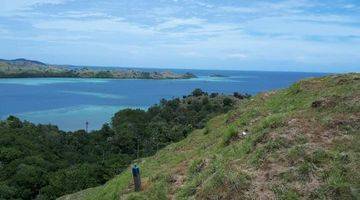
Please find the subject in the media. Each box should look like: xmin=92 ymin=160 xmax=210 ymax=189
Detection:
xmin=0 ymin=69 xmax=327 ymax=131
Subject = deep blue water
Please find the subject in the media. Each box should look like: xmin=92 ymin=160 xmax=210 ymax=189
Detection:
xmin=0 ymin=69 xmax=327 ymax=131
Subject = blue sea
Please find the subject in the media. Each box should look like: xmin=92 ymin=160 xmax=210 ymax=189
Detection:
xmin=0 ymin=69 xmax=327 ymax=131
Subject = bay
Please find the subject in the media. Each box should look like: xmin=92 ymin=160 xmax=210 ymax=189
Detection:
xmin=0 ymin=69 xmax=327 ymax=131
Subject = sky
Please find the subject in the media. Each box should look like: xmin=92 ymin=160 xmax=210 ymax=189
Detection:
xmin=0 ymin=0 xmax=359 ymax=72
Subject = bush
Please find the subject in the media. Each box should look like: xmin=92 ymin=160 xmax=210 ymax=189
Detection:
xmin=203 ymin=126 xmax=210 ymax=135
xmin=222 ymin=125 xmax=238 ymax=145
xmin=223 ymin=97 xmax=233 ymax=106
xmin=6 ymin=115 xmax=23 ymax=128
xmin=288 ymin=145 xmax=305 ymax=164
xmin=260 ymin=113 xmax=285 ymax=129
xmin=249 ymin=147 xmax=266 ymax=167
xmin=188 ymin=159 xmax=206 ymax=178
xmin=272 ymin=184 xmax=300 ymax=200
xmin=311 ymin=148 xmax=329 ymax=165
xmin=192 ymin=88 xmax=205 ymax=97
xmin=297 ymin=161 xmax=313 ymax=181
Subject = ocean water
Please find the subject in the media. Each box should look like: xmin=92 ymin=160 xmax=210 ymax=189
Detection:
xmin=0 ymin=70 xmax=327 ymax=131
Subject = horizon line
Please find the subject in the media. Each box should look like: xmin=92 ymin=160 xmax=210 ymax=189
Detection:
xmin=1 ymin=57 xmax=356 ymax=74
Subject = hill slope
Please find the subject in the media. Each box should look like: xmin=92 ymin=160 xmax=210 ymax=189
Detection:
xmin=60 ymin=73 xmax=359 ymax=200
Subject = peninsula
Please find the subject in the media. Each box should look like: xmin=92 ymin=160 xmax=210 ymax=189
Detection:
xmin=0 ymin=58 xmax=196 ymax=79
xmin=210 ymin=74 xmax=229 ymax=78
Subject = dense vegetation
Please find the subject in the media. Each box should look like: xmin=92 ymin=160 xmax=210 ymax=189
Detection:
xmin=0 ymin=89 xmax=247 ymax=200
xmin=61 ymin=73 xmax=359 ymax=200
xmin=0 ymin=58 xmax=196 ymax=79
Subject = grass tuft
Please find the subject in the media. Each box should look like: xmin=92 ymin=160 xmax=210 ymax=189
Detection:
xmin=222 ymin=125 xmax=238 ymax=145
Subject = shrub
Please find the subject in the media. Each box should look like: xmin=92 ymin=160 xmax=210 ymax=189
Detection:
xmin=297 ymin=161 xmax=313 ymax=181
xmin=272 ymin=184 xmax=300 ymax=200
xmin=222 ymin=125 xmax=238 ymax=145
xmin=288 ymin=145 xmax=305 ymax=164
xmin=249 ymin=147 xmax=266 ymax=167
xmin=288 ymin=83 xmax=302 ymax=94
xmin=311 ymin=148 xmax=329 ymax=165
xmin=188 ymin=159 xmax=205 ymax=178
xmin=192 ymin=88 xmax=205 ymax=97
xmin=210 ymin=93 xmax=218 ymax=98
xmin=203 ymin=126 xmax=210 ymax=135
xmin=260 ymin=113 xmax=285 ymax=129
xmin=265 ymin=137 xmax=286 ymax=151
xmin=147 ymin=182 xmax=168 ymax=200
xmin=223 ymin=97 xmax=233 ymax=106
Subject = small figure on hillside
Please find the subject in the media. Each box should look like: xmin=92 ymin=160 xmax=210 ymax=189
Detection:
xmin=132 ymin=164 xmax=141 ymax=191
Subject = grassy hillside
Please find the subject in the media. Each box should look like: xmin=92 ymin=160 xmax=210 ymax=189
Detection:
xmin=60 ymin=73 xmax=359 ymax=200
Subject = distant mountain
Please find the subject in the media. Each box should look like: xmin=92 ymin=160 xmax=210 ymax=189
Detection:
xmin=0 ymin=58 xmax=47 ymax=67
xmin=0 ymin=58 xmax=196 ymax=79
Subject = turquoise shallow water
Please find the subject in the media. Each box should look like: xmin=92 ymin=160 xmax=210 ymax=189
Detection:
xmin=16 ymin=105 xmax=146 ymax=131
xmin=61 ymin=91 xmax=126 ymax=100
xmin=0 ymin=78 xmax=110 ymax=86
xmin=0 ymin=70 xmax=327 ymax=131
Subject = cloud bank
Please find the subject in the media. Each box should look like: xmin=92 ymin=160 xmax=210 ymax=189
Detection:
xmin=0 ymin=0 xmax=359 ymax=72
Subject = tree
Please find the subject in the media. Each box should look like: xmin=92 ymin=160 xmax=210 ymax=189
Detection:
xmin=40 ymin=164 xmax=99 ymax=199
xmin=192 ymin=88 xmax=205 ymax=97
xmin=0 ymin=147 xmax=22 ymax=164
xmin=111 ymin=109 xmax=148 ymax=155
xmin=210 ymin=93 xmax=219 ymax=98
xmin=6 ymin=116 xmax=23 ymax=128
xmin=0 ymin=183 xmax=17 ymax=200
xmin=0 ymin=90 xmax=241 ymax=200
xmin=223 ymin=97 xmax=233 ymax=106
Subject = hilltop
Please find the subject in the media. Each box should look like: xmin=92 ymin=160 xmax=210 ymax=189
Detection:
xmin=0 ymin=58 xmax=47 ymax=66
xmin=60 ymin=73 xmax=359 ymax=200
xmin=0 ymin=59 xmax=196 ymax=79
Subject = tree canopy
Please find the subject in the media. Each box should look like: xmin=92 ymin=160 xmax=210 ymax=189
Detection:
xmin=0 ymin=89 xmax=248 ymax=199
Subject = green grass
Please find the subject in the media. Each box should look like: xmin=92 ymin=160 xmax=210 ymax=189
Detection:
xmin=60 ymin=73 xmax=360 ymax=200
xmin=222 ymin=125 xmax=237 ymax=145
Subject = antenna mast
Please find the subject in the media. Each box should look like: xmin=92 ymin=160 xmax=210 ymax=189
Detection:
xmin=85 ymin=121 xmax=89 ymax=133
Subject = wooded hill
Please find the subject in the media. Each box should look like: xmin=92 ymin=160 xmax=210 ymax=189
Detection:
xmin=0 ymin=89 xmax=244 ymax=200
xmin=0 ymin=59 xmax=196 ymax=79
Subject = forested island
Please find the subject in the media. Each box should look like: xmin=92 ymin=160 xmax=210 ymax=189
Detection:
xmin=210 ymin=74 xmax=228 ymax=77
xmin=0 ymin=59 xmax=196 ymax=79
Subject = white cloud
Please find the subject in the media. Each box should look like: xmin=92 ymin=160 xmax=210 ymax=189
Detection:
xmin=218 ymin=0 xmax=312 ymax=15
xmin=179 ymin=51 xmax=204 ymax=58
xmin=343 ymin=4 xmax=356 ymax=9
xmin=245 ymin=16 xmax=360 ymax=37
xmin=53 ymin=11 xmax=111 ymax=19
xmin=219 ymin=6 xmax=258 ymax=14
xmin=226 ymin=53 xmax=248 ymax=59
xmin=0 ymin=0 xmax=359 ymax=71
xmin=0 ymin=0 xmax=68 ymax=15
xmin=33 ymin=17 xmax=155 ymax=35
xmin=154 ymin=17 xmax=243 ymax=39
xmin=156 ymin=17 xmax=205 ymax=30
xmin=285 ymin=14 xmax=359 ymax=23
xmin=0 ymin=28 xmax=9 ymax=35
